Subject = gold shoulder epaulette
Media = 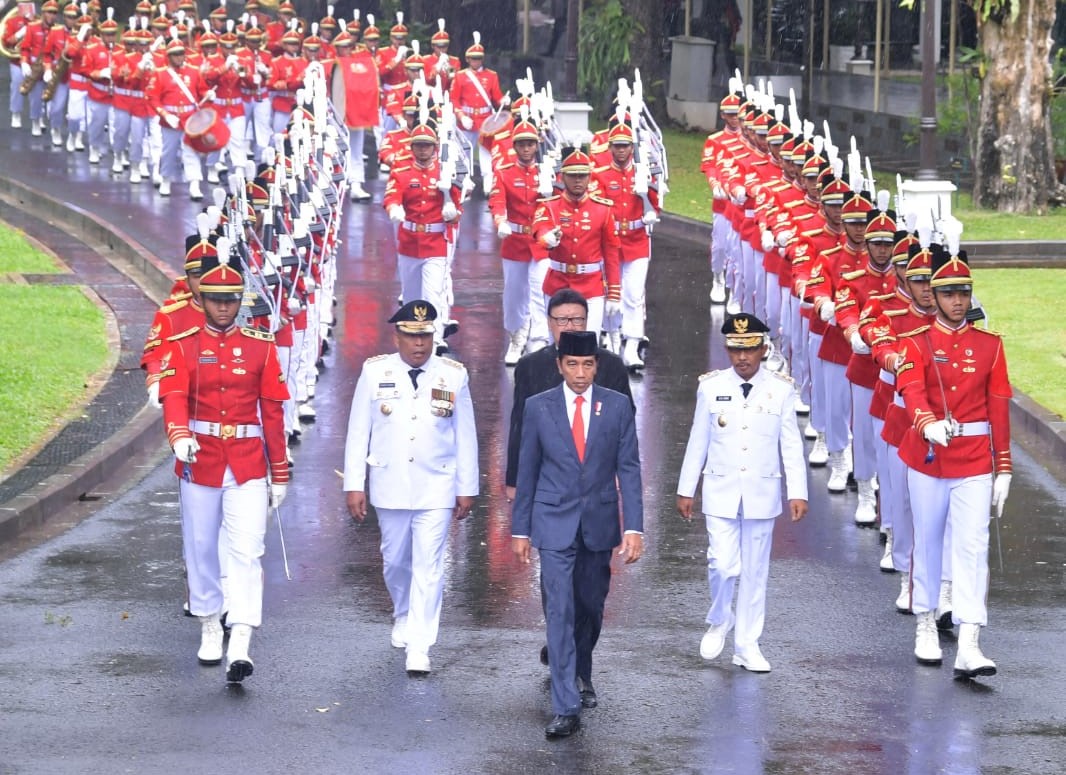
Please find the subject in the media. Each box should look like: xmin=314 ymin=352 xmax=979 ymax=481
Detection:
xmin=365 ymin=353 xmax=390 ymax=363
xmin=593 ymin=164 xmax=611 ymax=174
xmin=971 ymin=326 xmax=1003 ymax=338
xmin=241 ymin=327 xmax=275 ymax=341
xmin=801 ymin=227 xmax=822 ymax=237
xmin=161 ymin=298 xmax=190 ymax=313
xmin=843 ymin=269 xmax=866 ymax=281
xmin=898 ymin=324 xmax=931 ymax=339
xmin=884 ymin=308 xmax=908 ymax=317
xmin=540 ymin=194 xmax=560 ymax=202
xmin=497 ymin=162 xmax=515 ymax=171
xmin=772 ymin=371 xmax=796 ymax=385
xmin=392 ymin=165 xmax=412 ymax=173
xmin=439 ymin=356 xmax=465 ymax=368
xmin=167 ymin=325 xmax=201 ymax=341
xmin=591 ymin=194 xmax=614 ymax=206
xmin=698 ymin=370 xmax=721 ymax=382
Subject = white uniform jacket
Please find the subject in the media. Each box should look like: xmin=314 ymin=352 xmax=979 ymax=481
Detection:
xmin=677 ymin=365 xmax=808 ymax=519
xmin=343 ymin=353 xmax=479 ymax=510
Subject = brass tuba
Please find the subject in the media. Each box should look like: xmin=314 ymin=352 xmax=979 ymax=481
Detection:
xmin=19 ymin=58 xmax=45 ymax=94
xmin=1 ymin=6 xmax=23 ymax=59
xmin=43 ymin=51 xmax=69 ymax=101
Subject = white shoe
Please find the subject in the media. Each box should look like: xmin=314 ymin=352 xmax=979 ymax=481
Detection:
xmin=225 ymin=624 xmax=255 ymax=683
xmin=504 ymin=329 xmax=526 ymax=366
xmin=130 ymin=169 xmax=142 ymax=184
xmin=65 ymin=133 xmax=75 ymax=152
xmin=622 ymin=337 xmax=645 ymax=370
xmin=297 ymin=402 xmax=316 ymax=421
xmin=111 ymin=157 xmax=123 ymax=173
xmin=207 ymin=168 xmax=220 ymax=184
xmin=405 ymin=650 xmax=431 ymax=675
xmin=88 ymin=148 xmax=100 ymax=164
xmin=189 ymin=179 xmax=203 ymax=200
xmin=74 ymin=132 xmax=85 ymax=150
xmin=605 ymin=331 xmax=621 ymax=355
xmin=11 ymin=112 xmax=22 ymax=129
xmin=122 ymin=152 xmax=131 ymax=168
xmin=699 ymin=615 xmax=734 ymax=660
xmin=936 ymin=581 xmax=953 ymax=630
xmin=138 ymin=161 xmax=149 ymax=178
xmin=726 ymin=298 xmax=741 ymax=315
xmin=803 ymin=421 xmax=817 ymax=440
xmin=795 ymin=400 xmax=810 ymax=415
xmin=854 ymin=479 xmax=877 ymax=525
xmin=306 ymin=381 xmax=316 ymax=399
xmin=391 ymin=615 xmax=408 ymax=648
xmin=808 ymin=432 xmax=829 ymax=466
xmin=158 ymin=179 xmax=171 ymax=197
xmin=954 ymin=623 xmax=996 ymax=678
xmin=349 ymin=182 xmax=370 ymax=201
xmin=895 ymin=572 xmax=911 ymax=613
xmin=732 ymin=643 xmax=771 ymax=673
xmin=197 ymin=614 xmax=224 ymax=665
xmin=879 ymin=527 xmax=896 ymax=572
xmin=51 ymin=128 xmax=62 ymax=146
xmin=30 ymin=118 xmax=42 ymax=136
xmin=827 ymin=451 xmax=849 ymax=492
xmin=709 ymin=271 xmax=727 ymax=304
xmin=914 ymin=611 xmax=942 ymax=665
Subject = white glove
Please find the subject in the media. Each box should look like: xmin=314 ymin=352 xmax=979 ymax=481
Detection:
xmin=641 ymin=210 xmax=659 ymax=227
xmin=203 ymin=88 xmax=216 ymax=101
xmin=760 ymin=229 xmax=775 ymax=252
xmin=43 ymin=68 xmax=54 ymax=84
xmin=712 ymin=183 xmax=727 ymax=200
xmin=541 ymin=228 xmax=561 ymax=248
xmin=991 ymin=473 xmax=1011 ymax=519
xmin=162 ymin=112 xmax=180 ymax=129
xmin=14 ymin=26 xmax=26 ymax=41
xmin=147 ymin=382 xmax=161 ymax=409
xmin=777 ymin=229 xmax=795 ymax=247
xmin=922 ymin=419 xmax=953 ymax=448
xmin=458 ymin=113 xmax=473 ymax=131
xmin=139 ymin=55 xmax=152 ymax=71
xmin=500 ymin=93 xmax=511 ymax=108
xmin=387 ymin=204 xmax=406 ymax=223
xmin=252 ymin=73 xmax=262 ymax=85
xmin=98 ymin=66 xmax=111 ymax=80
xmin=849 ymin=330 xmax=871 ymax=355
xmin=173 ymin=437 xmax=200 ymax=463
xmin=226 ymin=54 xmax=239 ymax=70
xmin=287 ymin=296 xmax=302 ymax=315
xmin=394 ymin=45 xmax=408 ymax=63
xmin=604 ymin=300 xmax=622 ymax=317
xmin=78 ymin=23 xmax=92 ymax=42
xmin=21 ymin=62 xmax=32 ymax=78
xmin=731 ymin=184 xmax=746 ymax=204
xmin=496 ymin=220 xmax=513 ymax=238
xmin=441 ymin=201 xmax=458 ymax=222
xmin=256 ymin=61 xmax=270 ymax=76
xmin=818 ymin=301 xmax=835 ymax=322
xmin=270 ymin=483 xmax=287 ymax=508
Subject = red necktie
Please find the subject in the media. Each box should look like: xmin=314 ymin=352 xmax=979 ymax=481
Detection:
xmin=572 ymin=394 xmax=585 ymax=462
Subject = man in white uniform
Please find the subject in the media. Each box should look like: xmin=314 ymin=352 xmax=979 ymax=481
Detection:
xmin=676 ymin=313 xmax=808 ymax=673
xmin=343 ymin=300 xmax=479 ymax=676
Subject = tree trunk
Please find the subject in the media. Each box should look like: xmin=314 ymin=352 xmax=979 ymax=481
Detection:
xmin=621 ymin=0 xmax=666 ymax=122
xmin=973 ymin=0 xmax=1057 ymax=213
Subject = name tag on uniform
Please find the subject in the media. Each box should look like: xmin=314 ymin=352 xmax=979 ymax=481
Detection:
xmin=199 ymin=356 xmax=218 ymax=364
xmin=934 ymin=356 xmax=949 ymax=363
xmin=716 ymin=395 xmax=732 ymax=401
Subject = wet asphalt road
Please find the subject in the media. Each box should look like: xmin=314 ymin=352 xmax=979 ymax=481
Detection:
xmin=1 ymin=131 xmax=1066 ymax=774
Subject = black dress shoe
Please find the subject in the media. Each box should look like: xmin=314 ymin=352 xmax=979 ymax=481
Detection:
xmin=545 ymin=714 xmax=580 ymax=738
xmin=579 ymin=682 xmax=597 ymax=709
xmin=539 ymin=645 xmax=549 ymax=666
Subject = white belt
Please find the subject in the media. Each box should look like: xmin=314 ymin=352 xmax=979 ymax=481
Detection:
xmin=401 ymin=220 xmax=447 ymax=234
xmin=506 ymin=220 xmax=532 ymax=235
xmin=614 ymin=219 xmax=646 ymax=231
xmin=70 ymin=73 xmax=88 ymax=83
xmin=954 ymin=421 xmax=990 ymax=437
xmin=215 ymin=97 xmax=243 ymax=106
xmin=879 ymin=369 xmax=895 ymax=385
xmin=190 ymin=420 xmax=263 ymax=439
xmin=382 ymin=82 xmax=404 ymax=91
xmin=271 ymin=89 xmax=295 ymax=98
xmin=460 ymin=105 xmax=492 ymax=115
xmin=548 ymin=260 xmax=603 ymax=276
xmin=113 ymin=88 xmax=144 ymax=98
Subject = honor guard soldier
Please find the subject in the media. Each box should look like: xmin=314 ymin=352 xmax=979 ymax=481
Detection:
xmin=17 ymin=0 xmax=57 ymax=136
xmin=375 ymin=12 xmax=408 ymax=132
xmin=676 ymin=313 xmax=808 ymax=673
xmin=343 ymin=300 xmax=479 ymax=676
xmin=894 ymin=244 xmax=1012 ymax=679
xmin=532 ymin=148 xmax=623 ymax=339
xmin=158 ymin=256 xmax=290 ymax=684
xmin=488 ymin=116 xmax=548 ymax=365
xmin=239 ymin=19 xmax=272 ymax=163
xmin=511 ymin=330 xmax=643 ymax=738
xmin=425 ymin=19 xmax=459 ymax=91
xmin=449 ymin=31 xmax=506 ymax=195
xmin=268 ymin=23 xmax=306 ymax=133
xmin=42 ymin=3 xmax=78 ymax=146
xmin=332 ymin=22 xmax=379 ymax=201
xmin=84 ymin=8 xmax=117 ymax=167
xmin=3 ymin=0 xmax=34 ymax=129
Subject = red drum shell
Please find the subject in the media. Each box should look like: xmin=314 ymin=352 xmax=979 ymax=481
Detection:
xmin=183 ymin=107 xmax=231 ymax=154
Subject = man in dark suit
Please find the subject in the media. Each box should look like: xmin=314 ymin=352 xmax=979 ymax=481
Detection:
xmin=505 ymin=288 xmax=633 ymax=501
xmin=512 ymin=331 xmax=644 ymax=738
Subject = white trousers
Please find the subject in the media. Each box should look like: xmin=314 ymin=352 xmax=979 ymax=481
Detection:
xmin=807 ymin=331 xmax=825 ymax=433
xmin=277 ymin=343 xmax=297 ymax=433
xmin=460 ymin=128 xmax=493 ymax=191
xmin=398 ymin=254 xmax=449 ymax=343
xmin=66 ymin=88 xmax=87 ymax=133
xmin=907 ymin=469 xmax=992 ymax=624
xmin=885 ymin=444 xmax=914 ymax=571
xmin=792 ymin=307 xmax=811 ymax=405
xmin=619 ymin=256 xmax=650 ymax=339
xmin=87 ymin=98 xmax=110 ymax=155
xmin=710 ymin=212 xmax=729 ymax=274
xmin=9 ymin=62 xmax=23 ymax=114
xmin=179 ymin=470 xmax=268 ymax=627
xmin=160 ymin=125 xmax=203 ymax=182
xmin=705 ymin=514 xmax=776 ymax=651
xmin=223 ymin=113 xmax=247 ymax=168
xmin=526 ymin=259 xmax=551 ymax=347
xmin=47 ymin=81 xmax=68 ymax=131
xmin=347 ymin=127 xmax=366 ymax=184
xmin=765 ymin=278 xmax=783 ymax=338
xmin=850 ymin=384 xmax=876 ymax=480
xmin=244 ymin=98 xmax=272 ymax=161
xmin=377 ymin=507 xmax=452 ymax=653
xmin=501 ymin=257 xmax=533 ymax=334
xmin=753 ymin=250 xmax=767 ymax=320
xmin=822 ymin=360 xmax=852 ymax=453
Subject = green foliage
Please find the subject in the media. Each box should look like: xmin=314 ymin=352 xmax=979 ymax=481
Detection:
xmin=0 ymin=227 xmax=60 ymax=274
xmin=578 ymin=0 xmax=643 ymax=115
xmin=1052 ymin=48 xmax=1066 ymax=159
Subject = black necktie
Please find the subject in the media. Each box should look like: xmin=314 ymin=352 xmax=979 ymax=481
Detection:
xmin=409 ymin=368 xmax=423 ymax=390
xmin=741 ymin=382 xmax=753 ymax=399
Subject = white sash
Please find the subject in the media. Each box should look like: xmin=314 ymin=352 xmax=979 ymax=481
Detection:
xmin=167 ymin=66 xmax=197 ymax=107
xmin=463 ymin=68 xmax=492 ymax=109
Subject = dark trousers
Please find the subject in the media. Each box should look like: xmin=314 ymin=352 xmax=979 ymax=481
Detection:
xmin=540 ymin=531 xmax=612 ymax=716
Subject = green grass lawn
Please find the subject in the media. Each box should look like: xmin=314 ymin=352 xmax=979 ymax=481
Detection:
xmin=661 ymin=127 xmax=1066 ymax=241
xmin=0 ymin=225 xmax=109 ymax=477
xmin=972 ymin=268 xmax=1066 ymax=419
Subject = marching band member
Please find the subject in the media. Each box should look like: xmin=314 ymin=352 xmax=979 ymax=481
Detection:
xmin=449 ymin=31 xmax=505 ymax=196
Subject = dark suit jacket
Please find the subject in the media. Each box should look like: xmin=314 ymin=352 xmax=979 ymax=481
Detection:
xmin=511 ymin=384 xmax=643 ymax=552
xmin=505 ymin=346 xmax=633 ymax=487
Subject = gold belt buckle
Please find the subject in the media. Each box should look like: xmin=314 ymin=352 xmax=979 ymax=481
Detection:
xmin=565 ymin=263 xmax=578 ymax=275
xmin=220 ymin=424 xmax=236 ymax=440
xmin=415 ymin=224 xmax=427 ymax=233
